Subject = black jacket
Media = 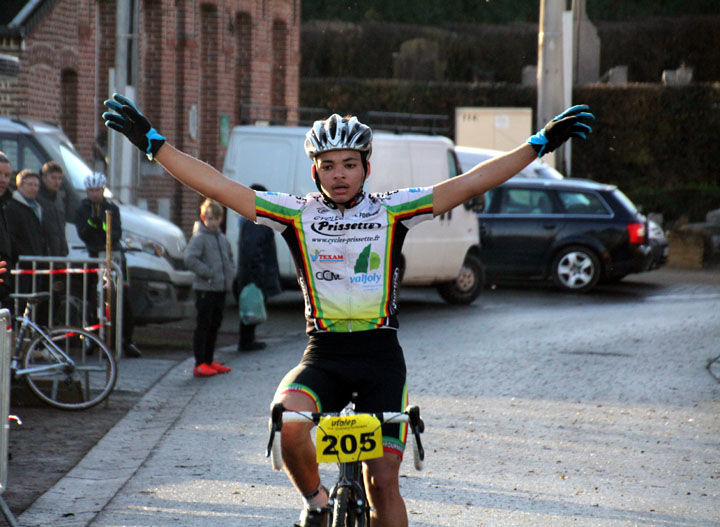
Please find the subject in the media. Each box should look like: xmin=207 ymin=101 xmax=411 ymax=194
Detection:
xmin=37 ymin=184 xmax=69 ymax=257
xmin=235 ymin=217 xmax=281 ymax=298
xmin=74 ymin=198 xmax=122 ymax=257
xmin=0 ymin=197 xmax=13 ymax=265
xmin=5 ymin=191 xmax=48 ymax=258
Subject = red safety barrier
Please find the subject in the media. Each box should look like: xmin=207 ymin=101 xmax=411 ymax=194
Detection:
xmin=10 ymin=268 xmax=102 ymax=275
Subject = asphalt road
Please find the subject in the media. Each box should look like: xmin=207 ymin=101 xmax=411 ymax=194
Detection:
xmin=14 ymin=268 xmax=720 ymax=526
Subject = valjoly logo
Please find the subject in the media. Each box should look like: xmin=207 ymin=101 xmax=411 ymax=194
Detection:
xmin=351 ymin=244 xmax=382 ymax=285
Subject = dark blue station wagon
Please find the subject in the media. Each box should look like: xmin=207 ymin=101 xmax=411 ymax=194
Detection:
xmin=477 ymin=178 xmax=656 ymax=293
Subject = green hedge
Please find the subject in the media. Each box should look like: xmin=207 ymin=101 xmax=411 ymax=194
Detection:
xmin=301 ymin=79 xmax=720 ymax=223
xmin=302 ymin=0 xmax=720 ymax=24
xmin=301 ymin=17 xmax=720 ymax=83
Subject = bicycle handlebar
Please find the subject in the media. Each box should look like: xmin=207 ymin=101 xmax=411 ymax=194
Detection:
xmin=266 ymin=403 xmax=425 ymax=470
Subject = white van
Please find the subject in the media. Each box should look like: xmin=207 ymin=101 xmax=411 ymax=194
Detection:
xmin=222 ymin=126 xmax=483 ymax=304
xmin=0 ymin=117 xmax=195 ymax=324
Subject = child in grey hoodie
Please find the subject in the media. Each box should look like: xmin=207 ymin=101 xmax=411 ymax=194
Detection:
xmin=184 ymin=199 xmax=235 ymax=377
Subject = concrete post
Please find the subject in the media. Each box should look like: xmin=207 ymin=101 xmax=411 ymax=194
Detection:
xmin=537 ymin=0 xmax=566 ymax=169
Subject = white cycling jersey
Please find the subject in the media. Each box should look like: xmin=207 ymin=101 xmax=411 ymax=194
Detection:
xmin=255 ymin=188 xmax=434 ymax=333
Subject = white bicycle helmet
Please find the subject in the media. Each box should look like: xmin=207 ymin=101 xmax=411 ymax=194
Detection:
xmin=304 ymin=114 xmax=373 ymax=159
xmin=84 ymin=172 xmax=107 ymax=189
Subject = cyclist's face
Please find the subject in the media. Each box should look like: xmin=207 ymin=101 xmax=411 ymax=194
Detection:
xmin=315 ymin=150 xmax=369 ymax=204
xmin=86 ymin=187 xmax=104 ymax=204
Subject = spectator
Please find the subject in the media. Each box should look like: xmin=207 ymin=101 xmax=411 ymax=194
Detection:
xmin=0 ymin=151 xmax=12 ymax=207
xmin=37 ymin=161 xmax=69 ymax=257
xmin=5 ymin=170 xmax=48 ymax=315
xmin=184 ymin=199 xmax=234 ymax=377
xmin=5 ymin=169 xmax=47 ymax=259
xmin=0 ymin=153 xmax=14 ymax=303
xmin=74 ymin=172 xmax=141 ymax=358
xmin=235 ymin=183 xmax=281 ymax=352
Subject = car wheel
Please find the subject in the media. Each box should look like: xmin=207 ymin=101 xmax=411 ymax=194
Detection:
xmin=551 ymin=246 xmax=600 ymax=293
xmin=437 ymin=254 xmax=485 ymax=305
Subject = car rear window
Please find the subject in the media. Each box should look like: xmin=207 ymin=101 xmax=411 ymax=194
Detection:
xmin=558 ymin=191 xmax=609 ymax=215
xmin=611 ymin=189 xmax=639 ymax=215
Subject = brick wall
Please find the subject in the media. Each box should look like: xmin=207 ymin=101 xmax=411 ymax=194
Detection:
xmin=0 ymin=0 xmax=300 ymax=238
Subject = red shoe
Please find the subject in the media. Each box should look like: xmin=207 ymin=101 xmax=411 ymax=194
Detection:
xmin=210 ymin=362 xmax=231 ymax=374
xmin=193 ymin=363 xmax=218 ymax=377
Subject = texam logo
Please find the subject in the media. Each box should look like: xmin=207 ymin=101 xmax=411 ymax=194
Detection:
xmin=310 ymin=220 xmax=382 ymax=237
xmin=310 ymin=250 xmax=344 ymax=263
xmin=351 ymin=244 xmax=382 ymax=286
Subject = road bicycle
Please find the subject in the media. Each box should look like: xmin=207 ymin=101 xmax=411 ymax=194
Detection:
xmin=9 ymin=292 xmax=117 ymax=410
xmin=266 ymin=394 xmax=425 ymax=527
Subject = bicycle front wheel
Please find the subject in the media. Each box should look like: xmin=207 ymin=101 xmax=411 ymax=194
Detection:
xmin=331 ymin=486 xmax=368 ymax=527
xmin=332 ymin=486 xmax=352 ymax=527
xmin=23 ymin=327 xmax=118 ymax=410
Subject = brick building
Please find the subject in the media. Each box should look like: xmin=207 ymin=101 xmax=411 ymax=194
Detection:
xmin=0 ymin=0 xmax=300 ymax=234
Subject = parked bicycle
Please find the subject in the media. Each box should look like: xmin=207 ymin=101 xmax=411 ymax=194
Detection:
xmin=9 ymin=292 xmax=117 ymax=410
xmin=266 ymin=394 xmax=425 ymax=527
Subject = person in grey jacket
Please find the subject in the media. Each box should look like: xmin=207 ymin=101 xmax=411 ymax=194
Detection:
xmin=184 ymin=199 xmax=235 ymax=377
xmin=37 ymin=161 xmax=69 ymax=257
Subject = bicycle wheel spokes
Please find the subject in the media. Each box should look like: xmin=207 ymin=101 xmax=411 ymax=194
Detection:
xmin=24 ymin=327 xmax=118 ymax=410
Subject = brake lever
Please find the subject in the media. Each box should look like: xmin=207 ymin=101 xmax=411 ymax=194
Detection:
xmin=265 ymin=402 xmax=285 ymax=458
xmin=406 ymin=406 xmax=425 ymax=461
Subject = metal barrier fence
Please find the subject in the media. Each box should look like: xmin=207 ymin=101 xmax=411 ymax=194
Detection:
xmin=10 ymin=256 xmax=124 ymax=359
xmin=0 ymin=308 xmax=18 ymax=526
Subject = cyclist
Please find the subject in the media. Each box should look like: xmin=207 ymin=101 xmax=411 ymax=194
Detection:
xmin=103 ymin=95 xmax=593 ymax=527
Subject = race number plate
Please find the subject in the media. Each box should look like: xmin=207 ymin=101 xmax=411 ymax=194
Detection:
xmin=316 ymin=414 xmax=383 ymax=463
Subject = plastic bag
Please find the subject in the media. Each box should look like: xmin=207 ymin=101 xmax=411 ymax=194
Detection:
xmin=239 ymin=283 xmax=267 ymax=325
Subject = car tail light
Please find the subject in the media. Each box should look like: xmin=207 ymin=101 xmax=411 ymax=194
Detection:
xmin=627 ymin=222 xmax=646 ymax=244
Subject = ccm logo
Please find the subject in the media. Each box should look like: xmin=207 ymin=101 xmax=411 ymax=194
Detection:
xmin=315 ymin=270 xmax=342 ymax=281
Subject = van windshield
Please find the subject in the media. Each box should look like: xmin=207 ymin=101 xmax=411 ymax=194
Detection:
xmin=57 ymin=143 xmax=114 ymax=199
xmin=58 ymin=143 xmax=93 ymax=190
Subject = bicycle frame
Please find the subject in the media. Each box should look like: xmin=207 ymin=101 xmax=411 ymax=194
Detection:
xmin=12 ymin=313 xmax=76 ymax=378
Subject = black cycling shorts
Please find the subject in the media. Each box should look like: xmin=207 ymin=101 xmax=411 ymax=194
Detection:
xmin=275 ymin=328 xmax=409 ymax=457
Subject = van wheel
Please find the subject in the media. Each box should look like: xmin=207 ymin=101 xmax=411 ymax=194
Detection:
xmin=437 ymin=254 xmax=485 ymax=305
xmin=551 ymin=246 xmax=600 ymax=293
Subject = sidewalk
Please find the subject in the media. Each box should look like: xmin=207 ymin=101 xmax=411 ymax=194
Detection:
xmin=16 ymin=355 xmax=196 ymax=526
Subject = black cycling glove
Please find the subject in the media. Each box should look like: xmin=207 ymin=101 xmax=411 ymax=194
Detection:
xmin=102 ymin=93 xmax=166 ymax=161
xmin=527 ymin=104 xmax=595 ymax=157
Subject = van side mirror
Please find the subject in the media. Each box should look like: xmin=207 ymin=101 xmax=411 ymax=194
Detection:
xmin=464 ymin=195 xmax=485 ymax=213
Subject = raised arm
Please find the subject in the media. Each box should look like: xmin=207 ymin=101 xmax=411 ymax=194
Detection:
xmin=102 ymin=94 xmax=256 ymax=220
xmin=433 ymin=105 xmax=595 ymax=216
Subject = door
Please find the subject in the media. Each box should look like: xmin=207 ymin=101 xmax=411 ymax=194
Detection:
xmin=478 ymin=186 xmax=560 ymax=277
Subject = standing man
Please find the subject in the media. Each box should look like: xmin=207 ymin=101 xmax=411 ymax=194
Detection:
xmin=0 ymin=152 xmax=14 ymax=304
xmin=5 ymin=170 xmax=48 ymax=316
xmin=75 ymin=173 xmax=142 ymax=358
xmin=37 ymin=161 xmax=69 ymax=257
xmin=235 ymin=183 xmax=282 ymax=352
xmin=5 ymin=169 xmax=47 ymax=259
